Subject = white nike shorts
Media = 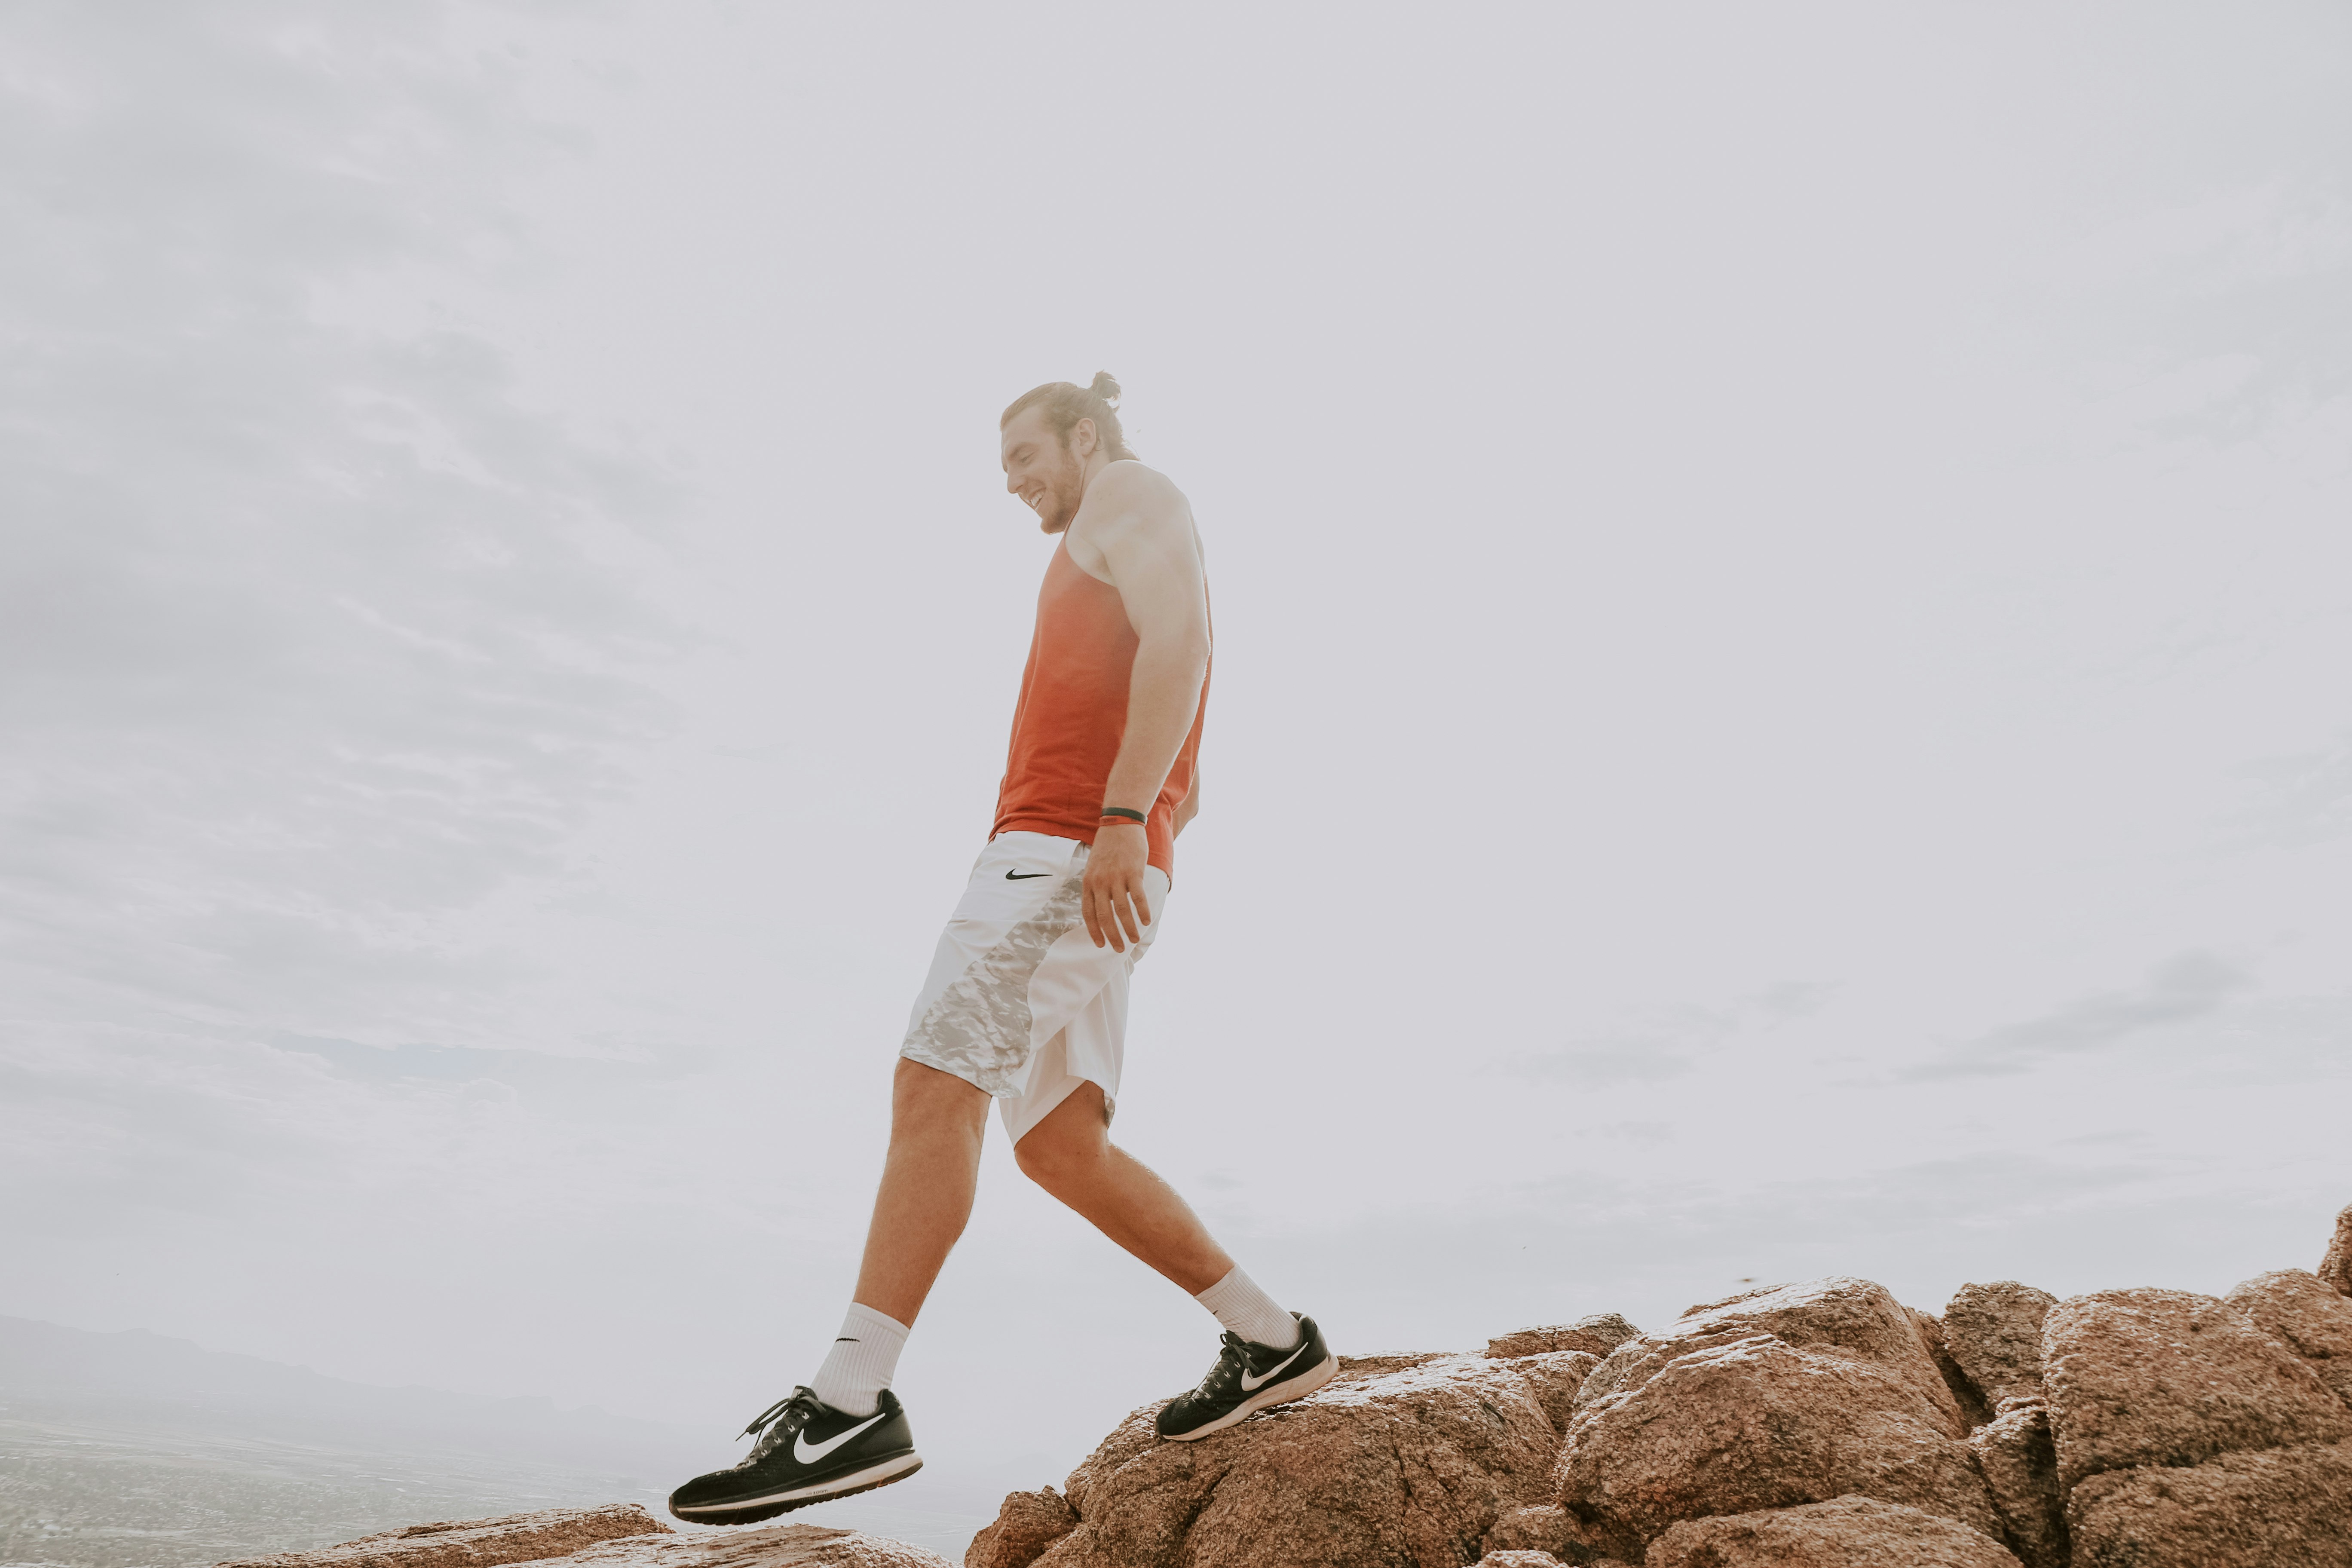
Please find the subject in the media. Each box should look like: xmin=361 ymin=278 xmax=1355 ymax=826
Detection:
xmin=898 ymin=830 xmax=1168 ymax=1145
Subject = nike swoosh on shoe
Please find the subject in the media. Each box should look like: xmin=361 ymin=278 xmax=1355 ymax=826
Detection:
xmin=1238 ymin=1341 xmax=1313 ymax=1392
xmin=793 ymin=1409 xmax=889 ymax=1464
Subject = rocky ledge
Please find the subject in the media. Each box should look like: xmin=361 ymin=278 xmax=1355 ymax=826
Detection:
xmin=216 ymin=1505 xmax=953 ymax=1568
xmin=230 ymin=1203 xmax=2352 ymax=1568
xmin=972 ymin=1202 xmax=2352 ymax=1568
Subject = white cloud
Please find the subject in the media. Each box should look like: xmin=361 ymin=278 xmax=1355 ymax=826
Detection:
xmin=1906 ymin=952 xmax=2255 ymax=1080
xmin=0 ymin=6 xmax=683 ymax=1056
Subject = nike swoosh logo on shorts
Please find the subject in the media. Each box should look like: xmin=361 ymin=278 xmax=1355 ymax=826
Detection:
xmin=792 ymin=1409 xmax=889 ymax=1465
xmin=1004 ymin=870 xmax=1051 ymax=880
xmin=1238 ymin=1341 xmax=1313 ymax=1392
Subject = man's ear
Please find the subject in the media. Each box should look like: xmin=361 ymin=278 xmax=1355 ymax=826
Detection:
xmin=1070 ymin=416 xmax=1097 ymax=459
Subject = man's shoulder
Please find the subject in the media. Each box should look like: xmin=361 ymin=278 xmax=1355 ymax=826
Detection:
xmin=1068 ymin=461 xmax=1201 ymax=588
xmin=1087 ymin=459 xmax=1185 ymax=512
xmin=1075 ymin=463 xmax=1192 ymax=554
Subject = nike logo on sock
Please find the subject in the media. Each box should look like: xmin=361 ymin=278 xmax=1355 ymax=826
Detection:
xmin=1238 ymin=1340 xmax=1313 ymax=1392
xmin=793 ymin=1409 xmax=889 ymax=1464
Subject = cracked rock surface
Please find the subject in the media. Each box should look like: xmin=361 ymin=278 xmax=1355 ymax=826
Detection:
xmin=2224 ymin=1267 xmax=2352 ymax=1407
xmin=2042 ymin=1287 xmax=2351 ymax=1491
xmin=1942 ymin=1282 xmax=2058 ymax=1409
xmin=1645 ymin=1494 xmax=2023 ymax=1567
xmin=2065 ymin=1439 xmax=2352 ymax=1568
xmin=1029 ymin=1354 xmax=1576 ymax=1568
xmin=1553 ymin=1277 xmax=1997 ymax=1559
xmin=1970 ymin=1401 xmax=2065 ymax=1568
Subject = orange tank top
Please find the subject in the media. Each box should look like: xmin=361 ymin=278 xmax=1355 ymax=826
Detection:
xmin=992 ymin=539 xmax=1208 ymax=877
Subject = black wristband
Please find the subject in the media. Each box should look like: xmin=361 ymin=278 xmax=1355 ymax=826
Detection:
xmin=1098 ymin=806 xmax=1147 ymax=825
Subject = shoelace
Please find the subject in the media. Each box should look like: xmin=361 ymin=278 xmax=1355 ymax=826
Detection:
xmin=740 ymin=1387 xmax=821 ymax=1449
xmin=1189 ymin=1333 xmax=1250 ymax=1399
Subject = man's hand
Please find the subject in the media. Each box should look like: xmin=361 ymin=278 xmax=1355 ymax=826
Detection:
xmin=1083 ymin=821 xmax=1152 ymax=951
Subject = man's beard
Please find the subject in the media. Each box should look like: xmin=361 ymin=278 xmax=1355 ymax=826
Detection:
xmin=1037 ymin=450 xmax=1086 ymax=533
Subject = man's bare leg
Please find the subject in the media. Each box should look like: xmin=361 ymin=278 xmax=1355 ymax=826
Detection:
xmin=665 ymin=1061 xmax=968 ymax=1521
xmin=1011 ymin=1081 xmax=1234 ymax=1293
xmin=851 ymin=1058 xmax=992 ymax=1325
xmin=1014 ymin=1080 xmax=1332 ymax=1442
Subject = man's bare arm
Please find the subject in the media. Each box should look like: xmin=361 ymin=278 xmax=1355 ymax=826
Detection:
xmin=1067 ymin=463 xmax=1210 ymax=947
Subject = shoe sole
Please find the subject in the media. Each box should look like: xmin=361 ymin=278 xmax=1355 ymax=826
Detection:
xmin=1160 ymin=1351 xmax=1339 ymax=1442
xmin=667 ymin=1452 xmax=924 ymax=1525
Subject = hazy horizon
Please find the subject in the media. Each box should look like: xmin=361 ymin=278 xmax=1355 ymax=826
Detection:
xmin=6 ymin=0 xmax=2349 ymax=1553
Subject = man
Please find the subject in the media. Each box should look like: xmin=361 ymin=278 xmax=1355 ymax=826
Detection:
xmin=667 ymin=374 xmax=1334 ymax=1525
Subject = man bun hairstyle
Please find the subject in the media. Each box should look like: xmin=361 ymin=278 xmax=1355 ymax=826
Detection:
xmin=1000 ymin=371 xmax=1138 ymax=461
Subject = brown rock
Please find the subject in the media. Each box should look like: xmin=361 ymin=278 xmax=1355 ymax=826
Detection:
xmin=2226 ymin=1267 xmax=2352 ymax=1406
xmin=1481 ymin=1503 xmax=1570 ymax=1556
xmin=1486 ymin=1504 xmax=1629 ymax=1564
xmin=1644 ymin=1495 xmax=2024 ymax=1566
xmin=573 ymin=1525 xmax=953 ymax=1568
xmin=1513 ymin=1350 xmax=1599 ymax=1433
xmin=1485 ymin=1314 xmax=1639 ymax=1361
xmin=215 ymin=1507 xmax=670 ymax=1568
xmin=2321 ymin=1203 xmax=2352 ymax=1296
xmin=1681 ymin=1284 xmax=1787 ymax=1317
xmin=1554 ymin=1333 xmax=2001 ymax=1559
xmin=1039 ymin=1354 xmax=1562 ymax=1568
xmin=1942 ymin=1282 xmax=2057 ymax=1408
xmin=1910 ymin=1309 xmax=1995 ymax=1430
xmin=1468 ymin=1554 xmax=1565 ymax=1567
xmin=2228 ymin=1268 xmax=2352 ymax=1358
xmin=1337 ymin=1351 xmax=1453 ymax=1379
xmin=217 ymin=1514 xmax=953 ymax=1568
xmin=1578 ymin=1276 xmax=1969 ymax=1438
xmin=2065 ymin=1438 xmax=2352 ymax=1568
xmin=965 ymin=1487 xmax=1076 ymax=1568
xmin=1969 ymin=1402 xmax=2065 ymax=1568
xmin=2042 ymin=1287 xmax=2352 ymax=1491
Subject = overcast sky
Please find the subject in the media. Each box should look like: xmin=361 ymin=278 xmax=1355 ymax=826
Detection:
xmin=5 ymin=0 xmax=2349 ymax=1510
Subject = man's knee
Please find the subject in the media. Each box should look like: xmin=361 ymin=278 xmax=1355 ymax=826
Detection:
xmin=1014 ymin=1119 xmax=1105 ymax=1191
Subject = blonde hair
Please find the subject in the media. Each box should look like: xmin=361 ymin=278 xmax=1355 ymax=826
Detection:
xmin=999 ymin=371 xmax=1137 ymax=461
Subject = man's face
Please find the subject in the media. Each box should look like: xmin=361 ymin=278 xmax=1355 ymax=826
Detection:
xmin=1001 ymin=406 xmax=1088 ymax=534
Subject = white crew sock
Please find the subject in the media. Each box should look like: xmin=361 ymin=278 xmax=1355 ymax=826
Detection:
xmin=1194 ymin=1265 xmax=1302 ymax=1350
xmin=807 ymin=1302 xmax=909 ymax=1418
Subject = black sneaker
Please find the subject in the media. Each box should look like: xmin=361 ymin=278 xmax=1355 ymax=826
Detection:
xmin=1155 ymin=1312 xmax=1337 ymax=1442
xmin=667 ymin=1387 xmax=922 ymax=1525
